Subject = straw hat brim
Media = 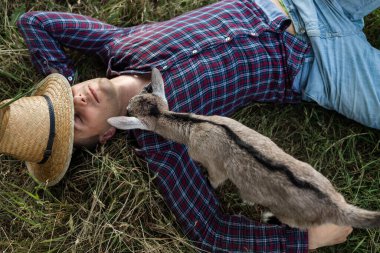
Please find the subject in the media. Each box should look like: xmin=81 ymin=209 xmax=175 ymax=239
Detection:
xmin=26 ymin=74 xmax=74 ymax=186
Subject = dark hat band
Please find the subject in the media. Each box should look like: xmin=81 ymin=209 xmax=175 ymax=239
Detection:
xmin=38 ymin=95 xmax=56 ymax=164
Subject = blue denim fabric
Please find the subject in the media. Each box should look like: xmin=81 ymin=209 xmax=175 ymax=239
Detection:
xmin=255 ymin=0 xmax=288 ymax=22
xmin=283 ymin=0 xmax=380 ymax=129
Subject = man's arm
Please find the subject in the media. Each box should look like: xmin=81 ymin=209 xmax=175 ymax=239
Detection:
xmin=17 ymin=11 xmax=122 ymax=84
xmin=134 ymin=130 xmax=353 ymax=252
xmin=133 ymin=133 xmax=309 ymax=252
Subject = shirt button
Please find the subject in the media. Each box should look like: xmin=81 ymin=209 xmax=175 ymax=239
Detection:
xmin=162 ymin=65 xmax=168 ymax=70
xmin=225 ymin=36 xmax=231 ymax=42
xmin=192 ymin=49 xmax=198 ymax=54
xmin=299 ymin=28 xmax=306 ymax=34
xmin=67 ymin=76 xmax=73 ymax=82
xmin=43 ymin=60 xmax=47 ymax=65
xmin=250 ymin=32 xmax=258 ymax=36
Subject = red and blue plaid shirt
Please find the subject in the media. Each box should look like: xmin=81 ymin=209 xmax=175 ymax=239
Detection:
xmin=18 ymin=0 xmax=311 ymax=251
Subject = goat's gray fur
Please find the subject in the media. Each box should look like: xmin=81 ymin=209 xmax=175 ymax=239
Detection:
xmin=108 ymin=68 xmax=380 ymax=229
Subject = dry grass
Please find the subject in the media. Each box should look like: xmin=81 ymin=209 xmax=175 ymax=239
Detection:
xmin=0 ymin=0 xmax=379 ymax=252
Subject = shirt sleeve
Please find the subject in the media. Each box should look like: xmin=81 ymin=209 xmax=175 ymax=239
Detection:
xmin=134 ymin=130 xmax=308 ymax=253
xmin=16 ymin=11 xmax=122 ymax=84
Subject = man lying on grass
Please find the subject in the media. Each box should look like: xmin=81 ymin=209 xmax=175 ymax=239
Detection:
xmin=16 ymin=0 xmax=380 ymax=251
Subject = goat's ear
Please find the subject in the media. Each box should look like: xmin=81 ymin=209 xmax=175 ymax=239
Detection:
xmin=151 ymin=67 xmax=167 ymax=102
xmin=107 ymin=116 xmax=149 ymax=130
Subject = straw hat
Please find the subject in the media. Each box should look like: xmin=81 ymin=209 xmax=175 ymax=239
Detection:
xmin=0 ymin=73 xmax=74 ymax=186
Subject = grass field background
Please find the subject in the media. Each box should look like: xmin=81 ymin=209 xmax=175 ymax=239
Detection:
xmin=0 ymin=0 xmax=380 ymax=252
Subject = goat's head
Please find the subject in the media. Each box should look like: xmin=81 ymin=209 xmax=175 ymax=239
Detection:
xmin=107 ymin=67 xmax=168 ymax=130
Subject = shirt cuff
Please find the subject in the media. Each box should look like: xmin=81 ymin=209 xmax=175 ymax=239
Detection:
xmin=285 ymin=226 xmax=308 ymax=252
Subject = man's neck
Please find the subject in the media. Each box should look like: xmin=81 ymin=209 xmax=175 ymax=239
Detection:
xmin=111 ymin=74 xmax=151 ymax=116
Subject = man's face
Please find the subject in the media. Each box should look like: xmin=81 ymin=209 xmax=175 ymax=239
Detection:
xmin=71 ymin=78 xmax=121 ymax=146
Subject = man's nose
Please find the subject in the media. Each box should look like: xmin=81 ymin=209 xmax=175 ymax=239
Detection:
xmin=73 ymin=94 xmax=87 ymax=105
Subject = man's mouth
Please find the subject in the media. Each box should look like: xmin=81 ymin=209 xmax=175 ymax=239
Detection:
xmin=88 ymin=86 xmax=100 ymax=103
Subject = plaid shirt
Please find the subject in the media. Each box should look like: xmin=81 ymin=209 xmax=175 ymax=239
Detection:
xmin=18 ymin=0 xmax=310 ymax=252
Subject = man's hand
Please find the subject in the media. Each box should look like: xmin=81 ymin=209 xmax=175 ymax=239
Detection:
xmin=308 ymin=223 xmax=353 ymax=250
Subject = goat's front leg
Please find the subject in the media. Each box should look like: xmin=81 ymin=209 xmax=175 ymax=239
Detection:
xmin=188 ymin=148 xmax=227 ymax=188
xmin=205 ymin=161 xmax=228 ymax=189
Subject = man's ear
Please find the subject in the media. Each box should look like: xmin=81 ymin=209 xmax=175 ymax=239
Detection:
xmin=99 ymin=127 xmax=117 ymax=144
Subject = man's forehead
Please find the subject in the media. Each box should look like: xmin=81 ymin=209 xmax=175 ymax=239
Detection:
xmin=73 ymin=78 xmax=102 ymax=87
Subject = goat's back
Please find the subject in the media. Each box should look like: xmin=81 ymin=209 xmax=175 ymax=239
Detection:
xmin=186 ymin=114 xmax=345 ymax=227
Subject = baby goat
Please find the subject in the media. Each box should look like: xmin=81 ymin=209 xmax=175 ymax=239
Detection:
xmin=108 ymin=68 xmax=380 ymax=229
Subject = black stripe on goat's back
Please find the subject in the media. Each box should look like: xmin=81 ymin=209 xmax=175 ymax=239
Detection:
xmin=163 ymin=111 xmax=204 ymax=123
xmin=164 ymin=112 xmax=327 ymax=199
